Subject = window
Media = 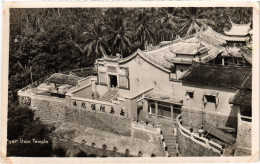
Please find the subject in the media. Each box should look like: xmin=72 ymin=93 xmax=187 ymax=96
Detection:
xmin=203 ymin=90 xmax=219 ymax=105
xmin=149 ymin=102 xmax=156 ymax=114
xmin=158 ymin=102 xmax=171 ymax=118
xmin=98 ymin=64 xmax=104 ymax=67
xmin=205 ymin=95 xmax=216 ymax=103
xmin=186 ymin=92 xmax=194 ymax=99
xmin=241 ymin=106 xmax=252 ymax=117
xmin=119 ymin=75 xmax=128 ymax=89
xmin=99 ymin=72 xmax=107 ymax=85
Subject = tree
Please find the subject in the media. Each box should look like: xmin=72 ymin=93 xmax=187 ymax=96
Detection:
xmin=81 ymin=22 xmax=111 ymax=58
xmin=7 ymin=103 xmax=54 ymax=156
xmin=177 ymin=8 xmax=215 ymax=36
xmin=134 ymin=9 xmax=156 ymax=50
xmin=107 ymin=16 xmax=133 ymax=57
xmin=155 ymin=8 xmax=179 ymax=41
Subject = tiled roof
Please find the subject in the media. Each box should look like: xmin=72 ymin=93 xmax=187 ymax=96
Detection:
xmin=229 ymin=90 xmax=251 ymax=106
xmin=165 ymin=56 xmax=193 ymax=65
xmin=198 ymin=27 xmax=227 ymax=45
xmin=119 ymin=49 xmax=172 ymax=72
xmin=180 ymin=63 xmax=252 ymax=89
xmin=226 ymin=47 xmax=243 ymax=58
xmin=142 ymin=47 xmax=175 ymax=69
xmin=224 ymin=22 xmax=251 ymax=36
xmin=120 ymin=27 xmax=248 ymax=69
xmin=46 ymin=73 xmax=83 ymax=86
xmin=240 ymin=46 xmax=252 ymax=65
xmin=170 ymin=42 xmax=209 ymax=55
xmin=241 ymin=72 xmax=252 ymax=90
xmin=145 ymin=92 xmax=183 ymax=105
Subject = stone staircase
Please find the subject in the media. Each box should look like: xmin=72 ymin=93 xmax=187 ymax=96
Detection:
xmin=161 ymin=125 xmax=178 ymax=157
xmin=99 ymin=89 xmax=119 ymax=102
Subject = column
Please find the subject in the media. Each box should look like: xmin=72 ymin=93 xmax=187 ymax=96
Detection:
xmin=155 ymin=101 xmax=158 ymax=118
xmin=171 ymin=105 xmax=174 ymax=122
xmin=143 ymin=99 xmax=149 ymax=117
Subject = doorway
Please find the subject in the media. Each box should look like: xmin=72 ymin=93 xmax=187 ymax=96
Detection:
xmin=109 ymin=74 xmax=118 ymax=88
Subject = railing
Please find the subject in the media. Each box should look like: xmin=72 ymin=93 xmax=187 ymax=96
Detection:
xmin=176 ymin=114 xmax=223 ymax=154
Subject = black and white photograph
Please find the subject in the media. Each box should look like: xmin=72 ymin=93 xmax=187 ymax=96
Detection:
xmin=1 ymin=1 xmax=259 ymax=163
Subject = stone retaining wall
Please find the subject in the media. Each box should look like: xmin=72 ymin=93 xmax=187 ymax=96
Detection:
xmin=30 ymin=97 xmax=66 ymax=122
xmin=64 ymin=107 xmax=131 ymax=136
xmin=181 ymin=107 xmax=237 ymax=129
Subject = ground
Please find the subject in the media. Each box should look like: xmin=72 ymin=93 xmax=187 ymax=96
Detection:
xmin=51 ymin=122 xmax=165 ymax=157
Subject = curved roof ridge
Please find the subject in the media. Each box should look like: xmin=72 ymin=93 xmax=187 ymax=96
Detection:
xmin=203 ymin=26 xmax=226 ymax=38
xmin=119 ymin=49 xmax=171 ymax=73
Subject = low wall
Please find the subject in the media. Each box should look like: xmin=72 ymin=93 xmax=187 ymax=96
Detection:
xmin=64 ymin=107 xmax=131 ymax=136
xmin=181 ymin=107 xmax=237 ymax=129
xmin=176 ymin=115 xmax=222 ymax=157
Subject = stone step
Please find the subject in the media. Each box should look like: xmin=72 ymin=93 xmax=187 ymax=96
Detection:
xmin=165 ymin=142 xmax=176 ymax=147
xmin=163 ymin=135 xmax=176 ymax=140
xmin=99 ymin=90 xmax=119 ymax=102
xmin=167 ymin=149 xmax=177 ymax=156
xmin=167 ymin=145 xmax=177 ymax=149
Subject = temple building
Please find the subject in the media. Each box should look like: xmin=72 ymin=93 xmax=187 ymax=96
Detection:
xmin=18 ymin=24 xmax=252 ymax=157
xmin=224 ymin=21 xmax=251 ymax=47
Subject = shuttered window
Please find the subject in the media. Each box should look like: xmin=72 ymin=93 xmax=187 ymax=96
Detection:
xmin=99 ymin=72 xmax=107 ymax=84
xmin=119 ymin=75 xmax=128 ymax=88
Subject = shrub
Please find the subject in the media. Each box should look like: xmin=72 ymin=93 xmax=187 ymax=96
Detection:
xmin=76 ymin=151 xmax=88 ymax=157
xmin=52 ymin=147 xmax=66 ymax=157
xmin=138 ymin=151 xmax=143 ymax=157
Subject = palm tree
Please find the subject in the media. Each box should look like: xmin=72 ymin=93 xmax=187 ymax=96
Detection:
xmin=81 ymin=22 xmax=111 ymax=58
xmin=155 ymin=8 xmax=179 ymax=42
xmin=17 ymin=60 xmax=34 ymax=87
xmin=134 ymin=9 xmax=155 ymax=50
xmin=177 ymin=8 xmax=215 ymax=36
xmin=107 ymin=17 xmax=133 ymax=57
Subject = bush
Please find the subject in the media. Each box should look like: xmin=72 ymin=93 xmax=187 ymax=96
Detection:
xmin=76 ymin=151 xmax=88 ymax=157
xmin=52 ymin=147 xmax=66 ymax=157
xmin=7 ymin=102 xmax=54 ymax=157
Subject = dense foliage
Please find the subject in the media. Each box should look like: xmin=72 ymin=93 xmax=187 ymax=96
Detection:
xmin=9 ymin=7 xmax=252 ymax=100
xmin=7 ymin=102 xmax=54 ymax=156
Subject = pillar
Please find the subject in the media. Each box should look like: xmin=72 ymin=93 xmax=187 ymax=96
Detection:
xmin=155 ymin=101 xmax=158 ymax=117
xmin=171 ymin=105 xmax=174 ymax=122
xmin=222 ymin=57 xmax=225 ymax=65
xmin=143 ymin=99 xmax=149 ymax=117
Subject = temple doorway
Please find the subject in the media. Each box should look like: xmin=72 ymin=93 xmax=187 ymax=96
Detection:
xmin=109 ymin=75 xmax=118 ymax=88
